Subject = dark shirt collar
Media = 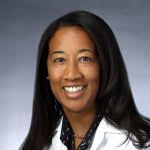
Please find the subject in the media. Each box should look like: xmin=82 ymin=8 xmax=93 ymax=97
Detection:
xmin=60 ymin=113 xmax=102 ymax=150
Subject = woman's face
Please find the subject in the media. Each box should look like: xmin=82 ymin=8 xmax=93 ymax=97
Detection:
xmin=47 ymin=26 xmax=100 ymax=113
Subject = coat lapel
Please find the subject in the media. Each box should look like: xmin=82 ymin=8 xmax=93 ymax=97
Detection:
xmin=49 ymin=117 xmax=136 ymax=150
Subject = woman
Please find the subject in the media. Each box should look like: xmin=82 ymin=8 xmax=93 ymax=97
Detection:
xmin=20 ymin=10 xmax=150 ymax=150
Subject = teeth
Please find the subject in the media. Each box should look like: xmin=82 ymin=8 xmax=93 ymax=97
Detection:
xmin=64 ymin=86 xmax=84 ymax=92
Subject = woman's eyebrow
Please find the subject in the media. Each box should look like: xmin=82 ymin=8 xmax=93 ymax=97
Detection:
xmin=79 ymin=49 xmax=94 ymax=53
xmin=50 ymin=48 xmax=94 ymax=56
xmin=50 ymin=50 xmax=64 ymax=56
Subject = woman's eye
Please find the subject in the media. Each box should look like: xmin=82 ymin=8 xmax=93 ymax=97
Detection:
xmin=54 ymin=58 xmax=65 ymax=63
xmin=80 ymin=57 xmax=92 ymax=62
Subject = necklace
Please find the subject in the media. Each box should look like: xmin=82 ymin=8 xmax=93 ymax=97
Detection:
xmin=73 ymin=134 xmax=85 ymax=140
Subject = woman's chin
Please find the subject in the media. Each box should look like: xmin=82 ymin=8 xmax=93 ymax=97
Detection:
xmin=62 ymin=104 xmax=92 ymax=114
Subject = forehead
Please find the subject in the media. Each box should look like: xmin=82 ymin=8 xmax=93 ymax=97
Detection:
xmin=48 ymin=26 xmax=96 ymax=52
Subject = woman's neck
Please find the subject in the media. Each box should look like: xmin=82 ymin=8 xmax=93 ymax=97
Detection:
xmin=63 ymin=108 xmax=98 ymax=137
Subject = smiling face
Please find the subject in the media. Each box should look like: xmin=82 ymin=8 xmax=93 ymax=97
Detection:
xmin=47 ymin=26 xmax=100 ymax=113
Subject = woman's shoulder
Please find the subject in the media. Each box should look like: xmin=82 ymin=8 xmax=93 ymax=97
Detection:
xmin=91 ymin=118 xmax=150 ymax=150
xmin=49 ymin=117 xmax=150 ymax=150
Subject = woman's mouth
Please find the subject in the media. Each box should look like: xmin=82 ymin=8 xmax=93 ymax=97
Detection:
xmin=63 ymin=85 xmax=87 ymax=99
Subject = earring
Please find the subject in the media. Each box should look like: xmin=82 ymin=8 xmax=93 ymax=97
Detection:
xmin=46 ymin=76 xmax=49 ymax=80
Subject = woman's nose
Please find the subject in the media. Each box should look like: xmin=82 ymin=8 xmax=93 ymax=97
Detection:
xmin=63 ymin=62 xmax=83 ymax=81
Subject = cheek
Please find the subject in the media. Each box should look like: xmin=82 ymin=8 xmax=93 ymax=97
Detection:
xmin=47 ymin=67 xmax=62 ymax=100
xmin=81 ymin=65 xmax=100 ymax=95
xmin=47 ymin=63 xmax=63 ymax=82
xmin=81 ymin=65 xmax=100 ymax=83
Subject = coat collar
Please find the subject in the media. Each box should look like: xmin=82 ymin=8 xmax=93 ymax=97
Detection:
xmin=55 ymin=116 xmax=125 ymax=133
xmin=52 ymin=116 xmax=126 ymax=143
xmin=50 ymin=117 xmax=132 ymax=150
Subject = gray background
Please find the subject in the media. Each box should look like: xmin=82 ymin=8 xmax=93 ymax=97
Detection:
xmin=0 ymin=0 xmax=150 ymax=149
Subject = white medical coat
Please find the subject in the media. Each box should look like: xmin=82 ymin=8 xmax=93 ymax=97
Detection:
xmin=49 ymin=117 xmax=149 ymax=150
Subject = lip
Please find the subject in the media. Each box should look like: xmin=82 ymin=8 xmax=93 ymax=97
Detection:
xmin=63 ymin=83 xmax=87 ymax=87
xmin=62 ymin=85 xmax=87 ymax=99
